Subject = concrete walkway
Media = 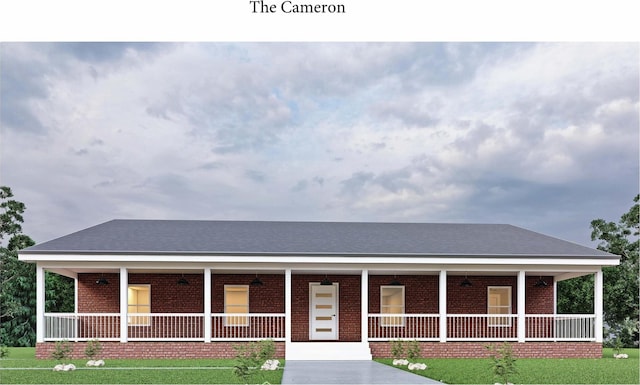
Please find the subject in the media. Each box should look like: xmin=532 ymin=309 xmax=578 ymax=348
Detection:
xmin=281 ymin=361 xmax=444 ymax=384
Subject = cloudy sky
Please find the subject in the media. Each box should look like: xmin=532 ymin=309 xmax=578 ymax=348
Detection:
xmin=1 ymin=42 xmax=638 ymax=247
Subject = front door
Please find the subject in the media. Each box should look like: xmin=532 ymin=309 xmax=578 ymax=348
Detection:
xmin=310 ymin=283 xmax=338 ymax=340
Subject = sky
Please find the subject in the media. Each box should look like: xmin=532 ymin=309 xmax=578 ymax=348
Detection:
xmin=1 ymin=41 xmax=637 ymax=248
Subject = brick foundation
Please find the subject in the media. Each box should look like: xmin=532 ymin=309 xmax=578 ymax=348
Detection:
xmin=36 ymin=341 xmax=285 ymax=359
xmin=36 ymin=341 xmax=600 ymax=359
xmin=369 ymin=341 xmax=602 ymax=358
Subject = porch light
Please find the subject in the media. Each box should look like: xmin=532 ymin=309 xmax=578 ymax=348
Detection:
xmin=389 ymin=276 xmax=402 ymax=285
xmin=460 ymin=275 xmax=472 ymax=287
xmin=177 ymin=274 xmax=190 ymax=285
xmin=534 ymin=277 xmax=548 ymax=287
xmin=95 ymin=275 xmax=109 ymax=285
xmin=320 ymin=275 xmax=333 ymax=285
xmin=250 ymin=274 xmax=264 ymax=286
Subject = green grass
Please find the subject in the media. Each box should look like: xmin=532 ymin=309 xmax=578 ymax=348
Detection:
xmin=378 ymin=348 xmax=639 ymax=384
xmin=0 ymin=348 xmax=284 ymax=384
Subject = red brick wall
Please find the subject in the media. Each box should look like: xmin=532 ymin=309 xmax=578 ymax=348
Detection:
xmin=369 ymin=341 xmax=601 ymax=358
xmin=291 ymin=275 xmax=361 ymax=342
xmin=368 ymin=275 xmax=439 ymax=313
xmin=36 ymin=341 xmax=600 ymax=359
xmin=78 ymin=273 xmax=554 ymax=315
xmin=447 ymin=275 xmax=554 ymax=314
xmin=78 ymin=273 xmax=120 ymax=313
xmin=36 ymin=341 xmax=285 ymax=359
xmin=78 ymin=273 xmax=285 ymax=314
xmin=212 ymin=274 xmax=284 ymax=313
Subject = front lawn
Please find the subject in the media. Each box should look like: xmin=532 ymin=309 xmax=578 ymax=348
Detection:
xmin=0 ymin=348 xmax=284 ymax=384
xmin=378 ymin=348 xmax=639 ymax=384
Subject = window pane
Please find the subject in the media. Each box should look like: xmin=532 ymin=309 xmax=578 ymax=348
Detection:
xmin=225 ymin=285 xmax=249 ymax=326
xmin=488 ymin=287 xmax=511 ymax=326
xmin=127 ymin=285 xmax=151 ymax=326
xmin=381 ymin=286 xmax=404 ymax=326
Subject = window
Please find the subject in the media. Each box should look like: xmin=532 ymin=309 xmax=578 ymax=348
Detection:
xmin=380 ymin=286 xmax=405 ymax=326
xmin=128 ymin=285 xmax=150 ymax=325
xmin=487 ymin=286 xmax=511 ymax=326
xmin=224 ymin=285 xmax=249 ymax=326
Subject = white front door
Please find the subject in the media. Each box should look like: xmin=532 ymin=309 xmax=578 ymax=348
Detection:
xmin=310 ymin=283 xmax=338 ymax=340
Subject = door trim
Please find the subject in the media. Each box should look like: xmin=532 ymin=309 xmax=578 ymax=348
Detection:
xmin=309 ymin=282 xmax=339 ymax=340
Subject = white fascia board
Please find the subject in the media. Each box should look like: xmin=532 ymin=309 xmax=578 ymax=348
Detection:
xmin=20 ymin=252 xmax=619 ymax=267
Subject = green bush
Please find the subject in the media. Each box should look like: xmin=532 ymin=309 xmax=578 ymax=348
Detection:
xmin=232 ymin=340 xmax=276 ymax=383
xmin=406 ymin=340 xmax=421 ymax=360
xmin=84 ymin=339 xmax=102 ymax=360
xmin=487 ymin=342 xmax=518 ymax=385
xmin=0 ymin=345 xmax=9 ymax=358
xmin=50 ymin=340 xmax=73 ymax=363
xmin=390 ymin=340 xmax=405 ymax=359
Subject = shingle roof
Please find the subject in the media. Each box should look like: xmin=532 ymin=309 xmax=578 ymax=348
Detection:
xmin=21 ymin=219 xmax=616 ymax=258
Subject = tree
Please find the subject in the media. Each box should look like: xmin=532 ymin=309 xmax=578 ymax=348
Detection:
xmin=592 ymin=195 xmax=639 ymax=347
xmin=0 ymin=186 xmax=74 ymax=346
xmin=558 ymin=195 xmax=639 ymax=346
xmin=0 ymin=187 xmax=36 ymax=346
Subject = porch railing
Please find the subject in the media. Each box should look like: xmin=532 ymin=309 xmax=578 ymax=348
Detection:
xmin=44 ymin=313 xmax=285 ymax=341
xmin=43 ymin=313 xmax=594 ymax=342
xmin=447 ymin=314 xmax=519 ymax=340
xmin=211 ymin=313 xmax=285 ymax=340
xmin=128 ymin=313 xmax=204 ymax=341
xmin=44 ymin=313 xmax=120 ymax=341
xmin=368 ymin=314 xmax=439 ymax=340
xmin=526 ymin=314 xmax=595 ymax=341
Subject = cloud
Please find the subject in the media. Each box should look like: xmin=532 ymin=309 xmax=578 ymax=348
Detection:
xmin=0 ymin=42 xmax=637 ymax=247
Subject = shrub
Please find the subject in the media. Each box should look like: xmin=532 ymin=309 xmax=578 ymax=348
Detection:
xmin=406 ymin=340 xmax=421 ymax=360
xmin=84 ymin=339 xmax=102 ymax=360
xmin=233 ymin=340 xmax=276 ymax=383
xmin=390 ymin=340 xmax=405 ymax=359
xmin=0 ymin=345 xmax=8 ymax=358
xmin=486 ymin=342 xmax=518 ymax=385
xmin=50 ymin=340 xmax=73 ymax=363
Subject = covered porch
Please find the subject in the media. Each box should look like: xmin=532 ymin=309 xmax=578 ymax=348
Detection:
xmin=35 ymin=263 xmax=604 ymax=359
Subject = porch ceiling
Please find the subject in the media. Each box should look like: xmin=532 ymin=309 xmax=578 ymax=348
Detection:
xmin=46 ymin=265 xmax=597 ymax=280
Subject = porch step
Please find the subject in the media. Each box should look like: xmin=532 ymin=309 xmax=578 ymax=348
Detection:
xmin=286 ymin=342 xmax=372 ymax=361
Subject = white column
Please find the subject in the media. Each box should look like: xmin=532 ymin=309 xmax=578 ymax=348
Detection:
xmin=594 ymin=269 xmax=604 ymax=343
xmin=439 ymin=270 xmax=447 ymax=342
xmin=204 ymin=267 xmax=212 ymax=342
xmin=119 ymin=267 xmax=128 ymax=343
xmin=36 ymin=265 xmax=45 ymax=343
xmin=361 ymin=269 xmax=369 ymax=343
xmin=74 ymin=277 xmax=79 ymax=314
xmin=285 ymin=268 xmax=292 ymax=344
xmin=553 ymin=279 xmax=557 ymax=315
xmin=517 ymin=270 xmax=526 ymax=342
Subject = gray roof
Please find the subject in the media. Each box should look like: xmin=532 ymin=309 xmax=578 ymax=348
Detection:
xmin=21 ymin=219 xmax=616 ymax=258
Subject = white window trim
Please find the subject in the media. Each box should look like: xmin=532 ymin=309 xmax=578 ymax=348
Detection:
xmin=487 ymin=286 xmax=512 ymax=327
xmin=224 ymin=285 xmax=249 ymax=326
xmin=380 ymin=285 xmax=405 ymax=327
xmin=127 ymin=284 xmax=151 ymax=326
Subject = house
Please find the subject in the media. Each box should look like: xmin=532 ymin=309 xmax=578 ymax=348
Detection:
xmin=18 ymin=220 xmax=619 ymax=360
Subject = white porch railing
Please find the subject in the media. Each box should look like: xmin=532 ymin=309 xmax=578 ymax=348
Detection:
xmin=210 ymin=313 xmax=285 ymax=340
xmin=43 ymin=313 xmax=595 ymax=342
xmin=128 ymin=313 xmax=204 ymax=341
xmin=447 ymin=314 xmax=519 ymax=340
xmin=368 ymin=314 xmax=439 ymax=340
xmin=526 ymin=314 xmax=595 ymax=341
xmin=44 ymin=313 xmax=285 ymax=341
xmin=44 ymin=313 xmax=120 ymax=341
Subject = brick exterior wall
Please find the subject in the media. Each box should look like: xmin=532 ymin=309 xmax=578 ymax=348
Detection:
xmin=369 ymin=341 xmax=602 ymax=358
xmin=35 ymin=340 xmax=600 ymax=359
xmin=78 ymin=273 xmax=554 ymax=316
xmin=291 ymin=274 xmax=361 ymax=342
xmin=63 ymin=272 xmax=575 ymax=359
xmin=36 ymin=341 xmax=285 ymax=359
